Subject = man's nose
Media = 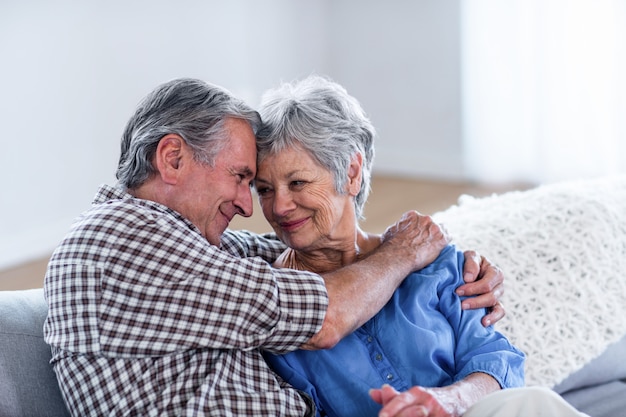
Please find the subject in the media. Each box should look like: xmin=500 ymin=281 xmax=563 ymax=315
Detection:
xmin=235 ymin=186 xmax=254 ymax=217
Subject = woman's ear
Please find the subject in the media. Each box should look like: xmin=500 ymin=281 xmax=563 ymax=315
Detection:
xmin=347 ymin=152 xmax=364 ymax=196
xmin=154 ymin=134 xmax=186 ymax=185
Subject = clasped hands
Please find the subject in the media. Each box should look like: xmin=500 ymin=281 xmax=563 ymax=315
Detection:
xmin=370 ymin=384 xmax=460 ymax=417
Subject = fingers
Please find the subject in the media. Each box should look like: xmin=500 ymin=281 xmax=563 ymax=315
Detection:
xmin=370 ymin=384 xmax=401 ymax=407
xmin=438 ymin=221 xmax=450 ymax=242
xmin=377 ymin=386 xmax=419 ymax=417
xmin=370 ymin=388 xmax=383 ymax=405
xmin=460 ymin=287 xmax=506 ymax=327
xmin=376 ymin=386 xmax=445 ymax=417
xmin=381 ymin=211 xmax=450 ymax=273
xmin=383 ymin=210 xmax=420 ymax=232
xmin=460 ymin=250 xmax=481 ymax=284
xmin=384 ymin=405 xmax=430 ymax=417
xmin=456 ymin=251 xmax=506 ymax=326
xmin=456 ymin=255 xmax=504 ymax=297
xmin=481 ymin=301 xmax=506 ymax=327
xmin=380 ymin=384 xmax=401 ymax=405
xmin=460 ymin=282 xmax=503 ymax=309
xmin=383 ymin=211 xmax=443 ymax=242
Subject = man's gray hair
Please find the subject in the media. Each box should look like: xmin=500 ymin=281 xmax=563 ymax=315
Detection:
xmin=256 ymin=75 xmax=376 ymax=219
xmin=116 ymin=78 xmax=261 ymax=190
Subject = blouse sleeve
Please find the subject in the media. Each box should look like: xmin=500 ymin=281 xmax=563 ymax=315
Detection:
xmin=436 ymin=246 xmax=526 ymax=389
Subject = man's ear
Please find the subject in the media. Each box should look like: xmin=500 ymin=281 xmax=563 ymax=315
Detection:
xmin=154 ymin=134 xmax=186 ymax=185
xmin=347 ymin=152 xmax=363 ymax=196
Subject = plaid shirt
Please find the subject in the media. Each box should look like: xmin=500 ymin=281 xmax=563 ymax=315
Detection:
xmin=44 ymin=184 xmax=327 ymax=416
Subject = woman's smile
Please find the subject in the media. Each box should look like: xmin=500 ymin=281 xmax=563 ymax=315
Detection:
xmin=279 ymin=216 xmax=310 ymax=233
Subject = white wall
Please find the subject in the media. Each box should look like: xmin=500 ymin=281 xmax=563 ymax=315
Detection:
xmin=328 ymin=0 xmax=464 ymax=179
xmin=0 ymin=0 xmax=462 ymax=269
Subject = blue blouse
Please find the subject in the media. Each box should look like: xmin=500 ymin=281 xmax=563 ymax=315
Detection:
xmin=264 ymin=245 xmax=525 ymax=417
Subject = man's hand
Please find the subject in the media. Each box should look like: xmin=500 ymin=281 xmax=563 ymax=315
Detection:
xmin=381 ymin=211 xmax=450 ymax=274
xmin=303 ymin=211 xmax=449 ymax=350
xmin=456 ymin=250 xmax=505 ymax=327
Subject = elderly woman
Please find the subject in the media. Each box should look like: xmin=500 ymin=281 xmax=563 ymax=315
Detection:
xmin=256 ymin=76 xmax=589 ymax=417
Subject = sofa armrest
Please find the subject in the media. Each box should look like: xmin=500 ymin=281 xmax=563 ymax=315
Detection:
xmin=0 ymin=288 xmax=70 ymax=417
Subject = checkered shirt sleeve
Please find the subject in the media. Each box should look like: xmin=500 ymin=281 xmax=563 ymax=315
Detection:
xmin=43 ymin=184 xmax=326 ymax=416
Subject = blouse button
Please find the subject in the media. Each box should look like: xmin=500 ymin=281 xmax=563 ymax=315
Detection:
xmin=367 ymin=336 xmax=373 ymax=343
xmin=386 ymin=373 xmax=394 ymax=380
xmin=375 ymin=354 xmax=382 ymax=361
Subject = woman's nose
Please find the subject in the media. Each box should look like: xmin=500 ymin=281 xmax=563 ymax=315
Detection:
xmin=273 ymin=189 xmax=296 ymax=216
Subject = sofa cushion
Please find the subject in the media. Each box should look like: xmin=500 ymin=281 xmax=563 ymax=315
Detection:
xmin=0 ymin=288 xmax=70 ymax=417
xmin=553 ymin=332 xmax=626 ymax=394
xmin=552 ymin=333 xmax=626 ymax=417
xmin=434 ymin=175 xmax=626 ymax=388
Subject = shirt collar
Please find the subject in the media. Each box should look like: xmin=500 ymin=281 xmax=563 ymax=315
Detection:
xmin=92 ymin=183 xmax=131 ymax=205
xmin=91 ymin=183 xmax=208 ymax=244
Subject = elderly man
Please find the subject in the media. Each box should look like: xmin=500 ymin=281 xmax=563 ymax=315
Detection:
xmin=44 ymin=78 xmax=503 ymax=416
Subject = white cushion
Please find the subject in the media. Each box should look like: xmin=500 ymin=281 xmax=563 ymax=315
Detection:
xmin=434 ymin=175 xmax=626 ymax=388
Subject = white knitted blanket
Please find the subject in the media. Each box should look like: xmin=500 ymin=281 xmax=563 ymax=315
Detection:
xmin=433 ymin=175 xmax=626 ymax=388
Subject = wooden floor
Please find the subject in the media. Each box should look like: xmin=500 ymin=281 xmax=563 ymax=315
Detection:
xmin=0 ymin=176 xmax=529 ymax=291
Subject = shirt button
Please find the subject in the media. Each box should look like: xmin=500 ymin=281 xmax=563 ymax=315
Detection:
xmin=386 ymin=373 xmax=394 ymax=380
xmin=375 ymin=354 xmax=382 ymax=361
xmin=367 ymin=336 xmax=373 ymax=343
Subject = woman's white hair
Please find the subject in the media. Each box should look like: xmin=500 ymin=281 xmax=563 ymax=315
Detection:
xmin=256 ymin=75 xmax=376 ymax=219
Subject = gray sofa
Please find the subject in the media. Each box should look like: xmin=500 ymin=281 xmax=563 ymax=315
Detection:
xmin=2 ymin=288 xmax=625 ymax=417
xmin=2 ymin=176 xmax=626 ymax=417
xmin=0 ymin=289 xmax=69 ymax=417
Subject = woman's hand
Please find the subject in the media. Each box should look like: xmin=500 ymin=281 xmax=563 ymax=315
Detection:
xmin=456 ymin=251 xmax=505 ymax=326
xmin=370 ymin=374 xmax=500 ymax=417
xmin=370 ymin=384 xmax=458 ymax=417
